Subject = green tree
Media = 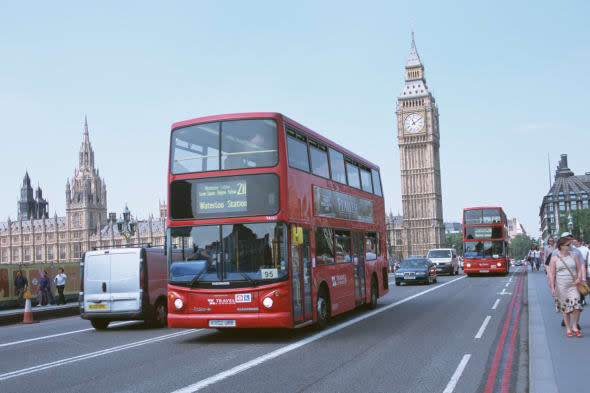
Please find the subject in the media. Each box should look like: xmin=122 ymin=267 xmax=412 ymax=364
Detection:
xmin=559 ymin=209 xmax=590 ymax=241
xmin=445 ymin=233 xmax=463 ymax=255
xmin=510 ymin=233 xmax=534 ymax=259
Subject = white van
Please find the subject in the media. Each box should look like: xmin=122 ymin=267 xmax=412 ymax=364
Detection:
xmin=426 ymin=248 xmax=459 ymax=276
xmin=79 ymin=247 xmax=168 ymax=330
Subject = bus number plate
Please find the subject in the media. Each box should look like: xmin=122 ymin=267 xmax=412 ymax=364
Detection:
xmin=209 ymin=320 xmax=236 ymax=327
xmin=480 ymin=270 xmax=489 ymax=273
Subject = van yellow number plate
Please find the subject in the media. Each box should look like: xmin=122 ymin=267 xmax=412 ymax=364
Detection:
xmin=88 ymin=304 xmax=107 ymax=310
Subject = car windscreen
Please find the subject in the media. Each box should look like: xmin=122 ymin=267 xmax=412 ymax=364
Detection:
xmin=401 ymin=259 xmax=428 ymax=269
xmin=427 ymin=250 xmax=451 ymax=258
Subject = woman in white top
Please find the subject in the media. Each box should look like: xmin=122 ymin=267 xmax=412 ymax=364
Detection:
xmin=548 ymin=237 xmax=584 ymax=337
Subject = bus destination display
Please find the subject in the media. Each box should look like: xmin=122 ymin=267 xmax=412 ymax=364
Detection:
xmin=197 ymin=180 xmax=247 ymax=213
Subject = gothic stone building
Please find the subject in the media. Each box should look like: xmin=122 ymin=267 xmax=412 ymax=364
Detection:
xmin=396 ymin=34 xmax=445 ymax=258
xmin=0 ymin=118 xmax=166 ymax=265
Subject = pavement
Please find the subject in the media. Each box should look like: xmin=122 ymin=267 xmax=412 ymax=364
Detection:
xmin=0 ymin=302 xmax=79 ymax=326
xmin=528 ymin=266 xmax=589 ymax=393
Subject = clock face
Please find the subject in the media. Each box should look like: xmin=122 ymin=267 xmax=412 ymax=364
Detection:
xmin=404 ymin=113 xmax=424 ymax=134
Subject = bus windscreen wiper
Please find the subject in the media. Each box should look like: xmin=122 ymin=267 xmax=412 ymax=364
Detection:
xmin=238 ymin=272 xmax=256 ymax=284
xmin=190 ymin=267 xmax=207 ymax=287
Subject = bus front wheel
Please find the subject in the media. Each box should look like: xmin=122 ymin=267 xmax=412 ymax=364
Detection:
xmin=368 ymin=278 xmax=378 ymax=310
xmin=316 ymin=290 xmax=330 ymax=330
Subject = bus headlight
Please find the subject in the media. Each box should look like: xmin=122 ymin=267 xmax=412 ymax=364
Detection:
xmin=174 ymin=298 xmax=184 ymax=310
xmin=262 ymin=297 xmax=274 ymax=309
xmin=466 ymin=263 xmax=471 ymax=268
xmin=497 ymin=262 xmax=502 ymax=267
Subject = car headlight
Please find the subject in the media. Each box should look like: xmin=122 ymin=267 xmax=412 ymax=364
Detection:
xmin=174 ymin=298 xmax=184 ymax=310
xmin=395 ymin=273 xmax=403 ymax=276
xmin=262 ymin=297 xmax=274 ymax=309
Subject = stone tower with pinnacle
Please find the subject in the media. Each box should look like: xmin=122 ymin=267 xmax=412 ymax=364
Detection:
xmin=395 ymin=32 xmax=445 ymax=257
xmin=65 ymin=116 xmax=107 ymax=238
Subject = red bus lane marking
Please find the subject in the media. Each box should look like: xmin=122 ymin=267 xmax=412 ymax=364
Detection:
xmin=499 ymin=272 xmax=525 ymax=393
xmin=483 ymin=273 xmax=524 ymax=393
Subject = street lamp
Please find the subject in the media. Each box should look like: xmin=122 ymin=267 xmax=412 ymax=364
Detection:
xmin=567 ymin=213 xmax=574 ymax=234
xmin=117 ymin=204 xmax=137 ymax=241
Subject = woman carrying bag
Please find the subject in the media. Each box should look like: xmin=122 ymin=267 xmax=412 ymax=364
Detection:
xmin=548 ymin=237 xmax=586 ymax=337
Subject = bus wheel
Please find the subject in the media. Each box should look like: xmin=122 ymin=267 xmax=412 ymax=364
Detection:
xmin=316 ymin=290 xmax=329 ymax=330
xmin=91 ymin=320 xmax=110 ymax=330
xmin=368 ymin=278 xmax=378 ymax=310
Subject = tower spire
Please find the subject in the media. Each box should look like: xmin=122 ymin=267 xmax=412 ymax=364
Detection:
xmin=406 ymin=30 xmax=422 ymax=68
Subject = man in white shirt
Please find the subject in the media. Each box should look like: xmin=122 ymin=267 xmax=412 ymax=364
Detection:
xmin=54 ymin=268 xmax=67 ymax=305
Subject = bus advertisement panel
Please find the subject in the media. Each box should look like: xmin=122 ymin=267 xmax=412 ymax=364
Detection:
xmin=166 ymin=113 xmax=389 ymax=329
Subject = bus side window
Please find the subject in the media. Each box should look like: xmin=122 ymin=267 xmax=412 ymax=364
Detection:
xmin=286 ymin=129 xmax=309 ymax=172
xmin=365 ymin=232 xmax=378 ymax=260
xmin=315 ymin=227 xmax=334 ymax=265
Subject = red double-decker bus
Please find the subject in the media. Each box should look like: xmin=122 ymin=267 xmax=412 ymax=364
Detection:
xmin=462 ymin=206 xmax=510 ymax=276
xmin=166 ymin=113 xmax=389 ymax=329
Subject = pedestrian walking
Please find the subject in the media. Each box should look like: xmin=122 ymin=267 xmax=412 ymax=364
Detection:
xmin=534 ymin=247 xmax=541 ymax=271
xmin=14 ymin=270 xmax=29 ymax=307
xmin=527 ymin=247 xmax=535 ymax=272
xmin=544 ymin=237 xmax=556 ymax=274
xmin=54 ymin=268 xmax=67 ymax=305
xmin=548 ymin=236 xmax=584 ymax=337
xmin=39 ymin=271 xmax=51 ymax=306
xmin=573 ymin=238 xmax=589 ymax=306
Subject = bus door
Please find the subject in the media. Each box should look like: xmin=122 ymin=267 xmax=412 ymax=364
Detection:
xmin=353 ymin=232 xmax=366 ymax=306
xmin=291 ymin=225 xmax=312 ymax=325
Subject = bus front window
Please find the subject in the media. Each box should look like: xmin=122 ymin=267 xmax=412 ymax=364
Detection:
xmin=168 ymin=223 xmax=287 ymax=286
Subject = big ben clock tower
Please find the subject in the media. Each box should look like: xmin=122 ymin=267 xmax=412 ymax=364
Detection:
xmin=396 ymin=33 xmax=444 ymax=258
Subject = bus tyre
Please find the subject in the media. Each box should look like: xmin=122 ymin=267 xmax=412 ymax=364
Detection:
xmin=368 ymin=278 xmax=378 ymax=310
xmin=316 ymin=290 xmax=329 ymax=330
xmin=150 ymin=300 xmax=167 ymax=328
xmin=91 ymin=320 xmax=110 ymax=330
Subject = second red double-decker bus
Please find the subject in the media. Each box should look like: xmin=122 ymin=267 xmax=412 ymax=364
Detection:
xmin=462 ymin=206 xmax=510 ymax=276
xmin=166 ymin=113 xmax=389 ymax=329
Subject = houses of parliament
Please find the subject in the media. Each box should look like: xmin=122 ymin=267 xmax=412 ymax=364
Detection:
xmin=0 ymin=118 xmax=166 ymax=265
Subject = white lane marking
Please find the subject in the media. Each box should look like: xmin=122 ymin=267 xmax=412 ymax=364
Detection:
xmin=172 ymin=275 xmax=467 ymax=393
xmin=0 ymin=321 xmax=139 ymax=348
xmin=475 ymin=316 xmax=492 ymax=339
xmin=0 ymin=329 xmax=200 ymax=381
xmin=492 ymin=299 xmax=500 ymax=310
xmin=505 ymin=282 xmax=510 ymax=287
xmin=509 ymin=277 xmax=513 ymax=283
xmin=442 ymin=354 xmax=471 ymax=393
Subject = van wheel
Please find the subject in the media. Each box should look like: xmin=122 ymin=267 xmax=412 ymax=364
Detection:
xmin=91 ymin=320 xmax=110 ymax=330
xmin=316 ymin=290 xmax=329 ymax=330
xmin=151 ymin=300 xmax=168 ymax=328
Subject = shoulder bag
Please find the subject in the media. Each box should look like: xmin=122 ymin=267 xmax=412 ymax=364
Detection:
xmin=558 ymin=255 xmax=590 ymax=296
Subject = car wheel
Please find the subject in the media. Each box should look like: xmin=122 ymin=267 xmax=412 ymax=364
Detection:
xmin=434 ymin=277 xmax=438 ymax=283
xmin=316 ymin=290 xmax=329 ymax=330
xmin=90 ymin=320 xmax=110 ymax=330
xmin=368 ymin=278 xmax=378 ymax=309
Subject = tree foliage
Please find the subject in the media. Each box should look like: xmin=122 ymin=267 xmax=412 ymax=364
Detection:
xmin=445 ymin=233 xmax=463 ymax=255
xmin=558 ymin=209 xmax=590 ymax=242
xmin=511 ymin=233 xmax=534 ymax=259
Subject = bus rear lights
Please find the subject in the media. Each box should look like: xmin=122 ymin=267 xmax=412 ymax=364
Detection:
xmin=262 ymin=297 xmax=274 ymax=309
xmin=174 ymin=298 xmax=184 ymax=310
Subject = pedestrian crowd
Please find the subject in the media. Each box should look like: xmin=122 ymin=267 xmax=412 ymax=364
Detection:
xmin=13 ymin=268 xmax=67 ymax=308
xmin=541 ymin=232 xmax=590 ymax=338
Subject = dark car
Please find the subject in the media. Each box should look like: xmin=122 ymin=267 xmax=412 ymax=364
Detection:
xmin=395 ymin=258 xmax=437 ymax=286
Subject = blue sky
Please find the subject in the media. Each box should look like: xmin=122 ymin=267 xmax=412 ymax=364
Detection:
xmin=1 ymin=1 xmax=589 ymax=238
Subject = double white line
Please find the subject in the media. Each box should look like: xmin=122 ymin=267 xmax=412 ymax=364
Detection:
xmin=0 ymin=329 xmax=199 ymax=381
